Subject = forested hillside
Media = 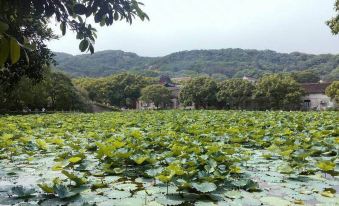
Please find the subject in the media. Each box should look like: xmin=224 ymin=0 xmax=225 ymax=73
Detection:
xmin=54 ymin=49 xmax=339 ymax=80
xmin=54 ymin=50 xmax=157 ymax=77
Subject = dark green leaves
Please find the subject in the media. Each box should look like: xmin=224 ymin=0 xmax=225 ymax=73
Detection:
xmin=0 ymin=38 xmax=9 ymax=66
xmin=89 ymin=44 xmax=94 ymax=54
xmin=114 ymin=12 xmax=119 ymax=21
xmin=73 ymin=4 xmax=87 ymax=15
xmin=0 ymin=21 xmax=9 ymax=33
xmin=10 ymin=37 xmax=20 ymax=64
xmin=60 ymin=22 xmax=66 ymax=36
xmin=79 ymin=39 xmax=89 ymax=52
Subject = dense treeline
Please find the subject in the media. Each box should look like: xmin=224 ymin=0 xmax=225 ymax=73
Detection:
xmin=74 ymin=73 xmax=337 ymax=111
xmin=1 ymin=71 xmax=337 ymax=113
xmin=0 ymin=70 xmax=89 ymax=113
xmin=179 ymin=74 xmax=306 ymax=110
xmin=54 ymin=49 xmax=339 ymax=80
xmin=74 ymin=73 xmax=157 ymax=109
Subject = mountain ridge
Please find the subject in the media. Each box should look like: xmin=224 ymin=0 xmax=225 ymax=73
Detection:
xmin=53 ymin=48 xmax=339 ymax=80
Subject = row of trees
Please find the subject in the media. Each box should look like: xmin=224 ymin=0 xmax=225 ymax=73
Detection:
xmin=179 ymin=74 xmax=307 ymax=110
xmin=0 ymin=70 xmax=89 ymax=112
xmin=75 ymin=73 xmax=338 ymax=111
xmin=74 ymin=73 xmax=157 ymax=109
xmin=3 ymin=71 xmax=336 ymax=112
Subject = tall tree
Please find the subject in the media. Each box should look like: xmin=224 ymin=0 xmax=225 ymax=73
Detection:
xmin=327 ymin=0 xmax=339 ymax=35
xmin=217 ymin=79 xmax=254 ymax=109
xmin=254 ymin=74 xmax=304 ymax=110
xmin=291 ymin=71 xmax=320 ymax=83
xmin=179 ymin=77 xmax=218 ymax=109
xmin=140 ymin=84 xmax=172 ymax=109
xmin=47 ymin=72 xmax=87 ymax=110
xmin=74 ymin=73 xmax=156 ymax=108
xmin=0 ymin=0 xmax=148 ymax=85
xmin=325 ymin=81 xmax=339 ymax=104
xmin=0 ymin=70 xmax=88 ymax=112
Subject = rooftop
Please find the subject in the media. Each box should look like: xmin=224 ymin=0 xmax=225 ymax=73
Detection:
xmin=301 ymin=83 xmax=331 ymax=94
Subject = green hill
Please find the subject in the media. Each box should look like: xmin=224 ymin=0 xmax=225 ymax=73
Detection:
xmin=53 ymin=50 xmax=157 ymax=76
xmin=53 ymin=49 xmax=339 ymax=80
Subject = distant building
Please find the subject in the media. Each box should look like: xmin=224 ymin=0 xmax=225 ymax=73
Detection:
xmin=242 ymin=76 xmax=257 ymax=84
xmin=137 ymin=75 xmax=182 ymax=109
xmin=301 ymin=83 xmax=334 ymax=110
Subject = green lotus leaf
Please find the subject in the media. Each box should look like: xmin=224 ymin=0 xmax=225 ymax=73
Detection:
xmin=38 ymin=183 xmax=54 ymax=194
xmin=231 ymin=179 xmax=248 ymax=188
xmin=278 ymin=163 xmax=294 ymax=174
xmin=104 ymin=190 xmax=131 ymax=199
xmin=11 ymin=186 xmax=36 ymax=198
xmin=156 ymin=195 xmax=184 ymax=206
xmin=53 ymin=184 xmax=78 ymax=199
xmin=113 ymin=167 xmax=126 ymax=174
xmin=52 ymin=162 xmax=64 ymax=171
xmin=156 ymin=174 xmax=173 ymax=183
xmin=316 ymin=160 xmax=336 ymax=172
xmin=260 ymin=196 xmax=291 ymax=206
xmin=192 ymin=182 xmax=217 ymax=193
xmin=61 ymin=170 xmax=87 ymax=186
xmin=224 ymin=190 xmax=242 ymax=199
xmin=131 ymin=155 xmax=148 ymax=165
xmin=145 ymin=167 xmax=164 ymax=177
xmin=68 ymin=157 xmax=82 ymax=164
xmin=321 ymin=188 xmax=336 ymax=198
xmin=114 ymin=183 xmax=138 ymax=191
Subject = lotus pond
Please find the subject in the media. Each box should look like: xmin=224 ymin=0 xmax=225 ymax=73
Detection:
xmin=0 ymin=111 xmax=338 ymax=206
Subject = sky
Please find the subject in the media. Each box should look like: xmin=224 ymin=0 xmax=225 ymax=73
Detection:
xmin=48 ymin=0 xmax=339 ymax=57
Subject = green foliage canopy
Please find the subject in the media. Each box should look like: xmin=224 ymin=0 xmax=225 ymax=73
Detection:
xmin=254 ymin=74 xmax=304 ymax=110
xmin=291 ymin=70 xmax=320 ymax=83
xmin=140 ymin=84 xmax=172 ymax=108
xmin=0 ymin=70 xmax=88 ymax=112
xmin=217 ymin=79 xmax=255 ymax=109
xmin=74 ymin=73 xmax=156 ymax=108
xmin=0 ymin=0 xmax=148 ymax=86
xmin=325 ymin=81 xmax=339 ymax=104
xmin=0 ymin=0 xmax=148 ymax=63
xmin=179 ymin=77 xmax=218 ymax=109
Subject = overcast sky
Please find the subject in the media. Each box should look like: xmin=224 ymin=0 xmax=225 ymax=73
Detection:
xmin=48 ymin=0 xmax=339 ymax=57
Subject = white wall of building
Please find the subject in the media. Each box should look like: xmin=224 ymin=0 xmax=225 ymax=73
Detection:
xmin=302 ymin=93 xmax=334 ymax=110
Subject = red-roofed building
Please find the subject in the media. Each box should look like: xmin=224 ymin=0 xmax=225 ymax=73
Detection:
xmin=301 ymin=83 xmax=335 ymax=110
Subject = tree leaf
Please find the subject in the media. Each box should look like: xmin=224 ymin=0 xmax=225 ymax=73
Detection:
xmin=10 ymin=37 xmax=20 ymax=64
xmin=89 ymin=43 xmax=94 ymax=54
xmin=74 ymin=4 xmax=87 ymax=15
xmin=0 ymin=37 xmax=9 ymax=66
xmin=0 ymin=21 xmax=9 ymax=33
xmin=79 ymin=39 xmax=89 ymax=52
xmin=60 ymin=22 xmax=66 ymax=36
